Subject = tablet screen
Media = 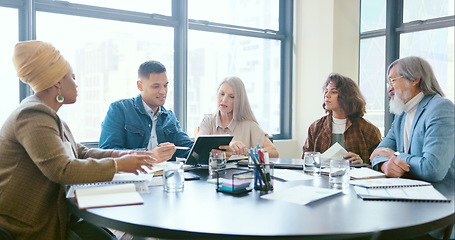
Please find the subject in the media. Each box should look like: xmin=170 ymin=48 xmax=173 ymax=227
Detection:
xmin=186 ymin=135 xmax=233 ymax=166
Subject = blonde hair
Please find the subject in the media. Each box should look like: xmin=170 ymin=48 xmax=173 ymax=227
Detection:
xmin=217 ymin=76 xmax=258 ymax=123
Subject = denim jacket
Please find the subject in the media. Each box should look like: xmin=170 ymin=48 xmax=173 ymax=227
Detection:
xmin=99 ymin=94 xmax=193 ymax=160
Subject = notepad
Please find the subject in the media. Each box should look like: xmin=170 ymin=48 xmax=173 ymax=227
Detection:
xmin=349 ymin=167 xmax=386 ymax=179
xmin=353 ymin=185 xmax=450 ymax=202
xmin=75 ymin=183 xmax=144 ymax=209
xmin=350 ymin=178 xmax=431 ymax=189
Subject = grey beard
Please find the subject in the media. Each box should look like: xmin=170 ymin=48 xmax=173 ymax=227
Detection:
xmin=389 ymin=97 xmax=405 ymax=115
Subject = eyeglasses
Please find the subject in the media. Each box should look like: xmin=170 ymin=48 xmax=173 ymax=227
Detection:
xmin=387 ymin=76 xmax=404 ymax=88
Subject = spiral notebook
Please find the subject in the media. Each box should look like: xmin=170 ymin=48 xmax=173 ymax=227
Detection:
xmin=350 ymin=178 xmax=431 ymax=189
xmin=354 ymin=185 xmax=450 ymax=202
xmin=66 ymin=173 xmax=153 ymax=198
xmin=352 ymin=178 xmax=450 ymax=202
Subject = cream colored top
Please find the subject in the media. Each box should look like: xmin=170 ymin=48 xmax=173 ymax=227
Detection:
xmin=199 ymin=112 xmax=266 ymax=148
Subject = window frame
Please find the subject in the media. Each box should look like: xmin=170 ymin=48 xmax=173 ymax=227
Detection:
xmin=0 ymin=0 xmax=293 ymax=140
xmin=360 ymin=0 xmax=455 ymax=135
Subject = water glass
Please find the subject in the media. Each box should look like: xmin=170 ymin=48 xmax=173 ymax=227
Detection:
xmin=329 ymin=159 xmax=350 ymax=189
xmin=209 ymin=152 xmax=227 ymax=176
xmin=303 ymin=152 xmax=321 ymax=175
xmin=163 ymin=161 xmax=184 ymax=192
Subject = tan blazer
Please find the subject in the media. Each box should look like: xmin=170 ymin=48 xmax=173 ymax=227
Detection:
xmin=0 ymin=96 xmax=116 ymax=240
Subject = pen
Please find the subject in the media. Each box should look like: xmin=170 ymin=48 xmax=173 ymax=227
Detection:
xmin=175 ymin=146 xmax=190 ymax=150
xmin=157 ymin=143 xmax=189 ymax=150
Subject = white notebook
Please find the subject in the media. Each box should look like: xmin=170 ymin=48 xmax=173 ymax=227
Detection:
xmin=350 ymin=178 xmax=431 ymax=189
xmin=354 ymin=185 xmax=450 ymax=202
xmin=75 ymin=183 xmax=144 ymax=209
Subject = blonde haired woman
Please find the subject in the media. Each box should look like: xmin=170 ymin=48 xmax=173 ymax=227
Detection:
xmin=199 ymin=76 xmax=278 ymax=158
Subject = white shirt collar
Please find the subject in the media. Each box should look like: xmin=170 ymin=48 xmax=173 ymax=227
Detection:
xmin=142 ymin=100 xmax=160 ymax=118
xmin=404 ymin=92 xmax=424 ymax=114
xmin=215 ymin=111 xmax=236 ymax=130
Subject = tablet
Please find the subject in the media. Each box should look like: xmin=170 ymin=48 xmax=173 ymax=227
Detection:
xmin=185 ymin=135 xmax=234 ymax=166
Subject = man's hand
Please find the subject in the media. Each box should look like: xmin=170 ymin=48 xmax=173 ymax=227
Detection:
xmin=381 ymin=156 xmax=410 ymax=178
xmin=149 ymin=142 xmax=177 ymax=163
xmin=370 ymin=147 xmax=396 ymax=161
xmin=343 ymin=152 xmax=363 ymax=164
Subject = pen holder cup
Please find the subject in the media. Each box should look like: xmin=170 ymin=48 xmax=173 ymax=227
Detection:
xmin=254 ymin=163 xmax=274 ymax=191
xmin=215 ymin=168 xmax=253 ymax=195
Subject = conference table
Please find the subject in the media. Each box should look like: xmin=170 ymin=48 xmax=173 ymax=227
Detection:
xmin=67 ymin=158 xmax=455 ymax=239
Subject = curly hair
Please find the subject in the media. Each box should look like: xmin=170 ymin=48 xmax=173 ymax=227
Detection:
xmin=322 ymin=73 xmax=366 ymax=118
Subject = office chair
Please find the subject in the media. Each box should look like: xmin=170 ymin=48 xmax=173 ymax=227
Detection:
xmin=0 ymin=226 xmax=14 ymax=240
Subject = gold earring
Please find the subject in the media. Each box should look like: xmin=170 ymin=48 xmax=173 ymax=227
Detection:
xmin=56 ymin=88 xmax=64 ymax=103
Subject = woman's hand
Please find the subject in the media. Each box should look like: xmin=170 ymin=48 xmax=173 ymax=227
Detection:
xmin=228 ymin=141 xmax=248 ymax=156
xmin=111 ymin=150 xmax=145 ymax=158
xmin=343 ymin=152 xmax=363 ymax=164
xmin=114 ymin=154 xmax=156 ymax=174
xmin=214 ymin=146 xmax=232 ymax=160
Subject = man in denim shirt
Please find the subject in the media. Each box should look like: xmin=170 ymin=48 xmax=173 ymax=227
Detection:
xmin=99 ymin=60 xmax=193 ymax=161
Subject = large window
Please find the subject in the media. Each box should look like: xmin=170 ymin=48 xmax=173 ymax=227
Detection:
xmin=37 ymin=12 xmax=174 ymax=141
xmin=0 ymin=7 xmax=19 ymax=125
xmin=187 ymin=31 xmax=281 ymax=138
xmin=359 ymin=1 xmax=387 ymax=135
xmin=188 ymin=0 xmax=279 ymax=30
xmin=0 ymin=0 xmax=292 ymax=142
xmin=359 ymin=36 xmax=386 ymax=135
xmin=360 ymin=0 xmax=454 ymax=135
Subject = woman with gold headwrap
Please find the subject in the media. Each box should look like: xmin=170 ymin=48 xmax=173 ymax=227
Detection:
xmin=0 ymin=41 xmax=170 ymax=240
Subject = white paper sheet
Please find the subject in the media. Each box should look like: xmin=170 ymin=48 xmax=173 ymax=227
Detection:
xmin=261 ymin=185 xmax=342 ymax=205
xmin=273 ymin=169 xmax=314 ymax=181
xmin=321 ymin=142 xmax=347 ymax=161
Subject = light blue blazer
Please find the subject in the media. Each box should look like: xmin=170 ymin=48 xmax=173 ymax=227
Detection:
xmin=372 ymin=94 xmax=455 ymax=182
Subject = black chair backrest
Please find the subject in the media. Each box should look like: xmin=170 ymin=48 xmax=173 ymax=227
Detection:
xmin=0 ymin=226 xmax=14 ymax=240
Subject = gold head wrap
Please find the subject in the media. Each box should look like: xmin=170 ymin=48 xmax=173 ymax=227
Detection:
xmin=12 ymin=41 xmax=70 ymax=92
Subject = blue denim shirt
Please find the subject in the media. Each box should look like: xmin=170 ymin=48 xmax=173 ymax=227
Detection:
xmin=99 ymin=94 xmax=193 ymax=160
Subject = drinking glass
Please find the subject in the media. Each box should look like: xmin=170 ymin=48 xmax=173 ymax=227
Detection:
xmin=209 ymin=152 xmax=227 ymax=176
xmin=163 ymin=161 xmax=184 ymax=192
xmin=303 ymin=152 xmax=321 ymax=175
xmin=329 ymin=159 xmax=350 ymax=189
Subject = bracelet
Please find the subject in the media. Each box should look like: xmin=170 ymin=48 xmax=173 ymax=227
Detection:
xmin=113 ymin=160 xmax=118 ymax=173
